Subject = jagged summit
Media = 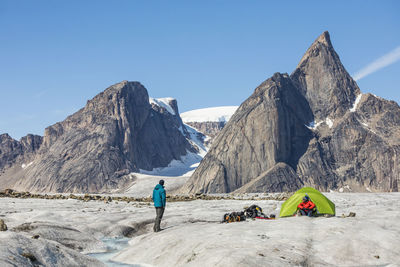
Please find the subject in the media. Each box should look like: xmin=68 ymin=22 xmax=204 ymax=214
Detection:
xmin=291 ymin=31 xmax=360 ymax=122
xmin=296 ymin=31 xmax=332 ymax=68
xmin=316 ymin=31 xmax=332 ymax=46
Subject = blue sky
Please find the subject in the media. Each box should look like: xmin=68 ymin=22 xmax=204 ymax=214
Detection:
xmin=1 ymin=1 xmax=399 ymax=139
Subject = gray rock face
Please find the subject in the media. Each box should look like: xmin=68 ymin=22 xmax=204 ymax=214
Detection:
xmin=181 ymin=31 xmax=400 ymax=193
xmin=181 ymin=73 xmax=313 ymax=193
xmin=0 ymin=81 xmax=198 ymax=193
xmin=185 ymin=121 xmax=226 ymax=138
xmin=291 ymin=31 xmax=361 ymax=122
xmin=0 ymin=134 xmax=42 ymax=170
xmin=184 ymin=121 xmax=225 ymax=147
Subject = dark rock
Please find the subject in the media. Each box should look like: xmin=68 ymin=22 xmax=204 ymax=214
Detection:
xmin=21 ymin=252 xmax=37 ymax=262
xmin=0 ymin=219 xmax=7 ymax=231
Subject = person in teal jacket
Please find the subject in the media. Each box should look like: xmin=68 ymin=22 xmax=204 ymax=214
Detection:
xmin=153 ymin=180 xmax=166 ymax=232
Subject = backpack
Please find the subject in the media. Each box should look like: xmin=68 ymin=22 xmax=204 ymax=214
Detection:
xmin=222 ymin=211 xmax=246 ymax=223
xmin=244 ymin=205 xmax=264 ymax=218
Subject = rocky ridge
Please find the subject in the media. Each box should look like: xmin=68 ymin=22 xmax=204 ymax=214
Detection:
xmin=0 ymin=134 xmax=42 ymax=171
xmin=0 ymin=81 xmax=201 ymax=193
xmin=181 ymin=31 xmax=400 ymax=194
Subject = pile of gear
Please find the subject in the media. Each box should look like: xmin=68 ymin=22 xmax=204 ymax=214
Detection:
xmin=222 ymin=205 xmax=276 ymax=223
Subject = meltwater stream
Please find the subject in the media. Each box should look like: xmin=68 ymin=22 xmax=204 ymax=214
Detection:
xmin=87 ymin=237 xmax=144 ymax=267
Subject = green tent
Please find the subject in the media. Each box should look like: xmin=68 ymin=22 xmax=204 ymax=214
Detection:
xmin=279 ymin=187 xmax=335 ymax=217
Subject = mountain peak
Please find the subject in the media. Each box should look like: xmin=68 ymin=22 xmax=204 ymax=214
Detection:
xmin=291 ymin=31 xmax=360 ymax=121
xmin=105 ymin=80 xmax=143 ymax=93
xmin=296 ymin=31 xmax=333 ymax=69
xmin=315 ymin=31 xmax=332 ymax=47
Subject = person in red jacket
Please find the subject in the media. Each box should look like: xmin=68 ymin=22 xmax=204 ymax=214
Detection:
xmin=297 ymin=195 xmax=316 ymax=217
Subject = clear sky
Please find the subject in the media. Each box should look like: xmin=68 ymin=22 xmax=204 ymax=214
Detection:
xmin=1 ymin=1 xmax=399 ymax=139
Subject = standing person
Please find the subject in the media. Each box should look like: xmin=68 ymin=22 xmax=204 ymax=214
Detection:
xmin=297 ymin=195 xmax=316 ymax=217
xmin=153 ymin=180 xmax=166 ymax=232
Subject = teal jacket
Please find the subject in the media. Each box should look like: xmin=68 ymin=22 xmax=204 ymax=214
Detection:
xmin=153 ymin=184 xmax=166 ymax=207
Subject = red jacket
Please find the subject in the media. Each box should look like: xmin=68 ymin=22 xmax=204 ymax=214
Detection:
xmin=298 ymin=200 xmax=315 ymax=210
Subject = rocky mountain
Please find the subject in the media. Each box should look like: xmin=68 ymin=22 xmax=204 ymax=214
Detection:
xmin=185 ymin=121 xmax=225 ymax=138
xmin=0 ymin=81 xmax=201 ymax=193
xmin=181 ymin=31 xmax=400 ymax=194
xmin=0 ymin=134 xmax=42 ymax=170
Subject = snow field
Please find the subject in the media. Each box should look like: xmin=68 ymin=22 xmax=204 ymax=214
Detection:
xmin=0 ymin=193 xmax=399 ymax=266
xmin=180 ymin=106 xmax=238 ymax=123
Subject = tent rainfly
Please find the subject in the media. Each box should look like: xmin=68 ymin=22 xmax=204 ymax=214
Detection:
xmin=279 ymin=187 xmax=335 ymax=217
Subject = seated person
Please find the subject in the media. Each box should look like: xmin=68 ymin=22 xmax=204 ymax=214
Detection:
xmin=297 ymin=195 xmax=316 ymax=217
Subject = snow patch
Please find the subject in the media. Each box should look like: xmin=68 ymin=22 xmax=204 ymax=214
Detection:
xmin=306 ymin=118 xmax=333 ymax=130
xmin=359 ymin=121 xmax=377 ymax=134
xmin=21 ymin=161 xmax=33 ymax=169
xmin=326 ymin=117 xmax=333 ymax=128
xmin=181 ymin=106 xmax=238 ymax=123
xmin=306 ymin=121 xmax=323 ymax=130
xmin=149 ymin=97 xmax=176 ymax=115
xmin=350 ymin=94 xmax=362 ymax=112
xmin=139 ymin=151 xmax=202 ymax=177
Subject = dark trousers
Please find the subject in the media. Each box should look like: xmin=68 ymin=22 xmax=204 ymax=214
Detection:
xmin=300 ymin=209 xmax=313 ymax=217
xmin=154 ymin=207 xmax=165 ymax=232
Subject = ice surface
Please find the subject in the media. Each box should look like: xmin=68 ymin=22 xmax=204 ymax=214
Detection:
xmin=113 ymin=193 xmax=400 ymax=266
xmin=88 ymin=237 xmax=142 ymax=267
xmin=0 ymin=231 xmax=105 ymax=267
xmin=181 ymin=106 xmax=238 ymax=123
xmin=1 ymin=193 xmax=399 ymax=266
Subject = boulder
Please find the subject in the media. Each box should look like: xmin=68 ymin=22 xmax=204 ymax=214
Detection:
xmin=0 ymin=219 xmax=7 ymax=231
